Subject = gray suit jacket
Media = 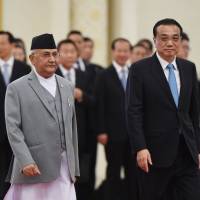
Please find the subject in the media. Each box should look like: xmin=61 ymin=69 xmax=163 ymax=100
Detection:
xmin=5 ymin=71 xmax=80 ymax=184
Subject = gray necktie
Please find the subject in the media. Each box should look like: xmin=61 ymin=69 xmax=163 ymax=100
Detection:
xmin=120 ymin=68 xmax=127 ymax=90
xmin=2 ymin=63 xmax=10 ymax=85
xmin=66 ymin=71 xmax=71 ymax=82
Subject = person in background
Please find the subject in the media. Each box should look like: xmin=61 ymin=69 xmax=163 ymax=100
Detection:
xmin=130 ymin=43 xmax=147 ymax=64
xmin=13 ymin=38 xmax=26 ymax=49
xmin=137 ymin=38 xmax=153 ymax=57
xmin=67 ymin=31 xmax=101 ymax=195
xmin=95 ymin=38 xmax=138 ymax=200
xmin=0 ymin=31 xmax=30 ymax=200
xmin=177 ymin=32 xmax=190 ymax=59
xmin=82 ymin=37 xmax=93 ymax=63
xmin=82 ymin=36 xmax=103 ymax=72
xmin=56 ymin=39 xmax=94 ymax=200
xmin=12 ymin=44 xmax=27 ymax=63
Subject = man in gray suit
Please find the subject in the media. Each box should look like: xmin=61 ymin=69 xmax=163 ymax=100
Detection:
xmin=4 ymin=34 xmax=79 ymax=200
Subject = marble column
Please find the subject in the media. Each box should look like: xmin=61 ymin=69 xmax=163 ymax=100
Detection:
xmin=70 ymin=0 xmax=108 ymax=66
xmin=0 ymin=0 xmax=3 ymax=29
xmin=109 ymin=0 xmax=138 ymax=44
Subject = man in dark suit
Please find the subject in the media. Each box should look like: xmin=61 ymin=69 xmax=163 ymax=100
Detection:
xmin=56 ymin=39 xmax=94 ymax=200
xmin=0 ymin=31 xmax=30 ymax=199
xmin=67 ymin=30 xmax=101 ymax=194
xmin=82 ymin=36 xmax=104 ymax=192
xmin=177 ymin=32 xmax=190 ymax=60
xmin=126 ymin=18 xmax=200 ymax=200
xmin=95 ymin=38 xmax=138 ymax=200
xmin=82 ymin=36 xmax=103 ymax=72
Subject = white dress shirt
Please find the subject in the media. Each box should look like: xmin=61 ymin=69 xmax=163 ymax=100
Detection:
xmin=34 ymin=68 xmax=57 ymax=97
xmin=156 ymin=52 xmax=181 ymax=94
xmin=59 ymin=65 xmax=76 ymax=86
xmin=112 ymin=60 xmax=129 ymax=81
xmin=0 ymin=56 xmax=14 ymax=79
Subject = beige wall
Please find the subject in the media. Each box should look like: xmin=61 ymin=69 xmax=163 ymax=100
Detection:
xmin=2 ymin=0 xmax=200 ymax=70
xmin=3 ymin=0 xmax=70 ymax=54
xmin=70 ymin=0 xmax=108 ymax=66
xmin=0 ymin=0 xmax=2 ymax=29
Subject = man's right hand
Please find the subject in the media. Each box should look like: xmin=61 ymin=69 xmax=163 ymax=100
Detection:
xmin=22 ymin=164 xmax=41 ymax=176
xmin=137 ymin=149 xmax=152 ymax=173
xmin=97 ymin=133 xmax=108 ymax=145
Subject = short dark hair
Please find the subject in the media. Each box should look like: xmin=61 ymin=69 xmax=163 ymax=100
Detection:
xmin=132 ymin=43 xmax=146 ymax=51
xmin=0 ymin=31 xmax=15 ymax=43
xmin=67 ymin=30 xmax=83 ymax=38
xmin=83 ymin=37 xmax=94 ymax=46
xmin=111 ymin=38 xmax=132 ymax=50
xmin=57 ymin=39 xmax=78 ymax=52
xmin=13 ymin=38 xmax=25 ymax=48
xmin=181 ymin=32 xmax=189 ymax=41
xmin=137 ymin=39 xmax=153 ymax=51
xmin=153 ymin=18 xmax=183 ymax=37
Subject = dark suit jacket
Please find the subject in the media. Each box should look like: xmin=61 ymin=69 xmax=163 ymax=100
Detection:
xmin=56 ymin=68 xmax=93 ymax=152
xmin=0 ymin=60 xmax=31 ymax=143
xmin=126 ymin=54 xmax=200 ymax=167
xmin=95 ymin=65 xmax=128 ymax=142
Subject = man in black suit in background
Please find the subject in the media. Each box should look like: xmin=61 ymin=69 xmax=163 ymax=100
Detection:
xmin=82 ymin=36 xmax=103 ymax=72
xmin=126 ymin=18 xmax=200 ymax=200
xmin=177 ymin=32 xmax=190 ymax=60
xmin=95 ymin=38 xmax=138 ymax=200
xmin=67 ymin=30 xmax=101 ymax=194
xmin=56 ymin=39 xmax=94 ymax=200
xmin=0 ymin=31 xmax=30 ymax=199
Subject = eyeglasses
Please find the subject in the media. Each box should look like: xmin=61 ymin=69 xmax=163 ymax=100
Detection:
xmin=33 ymin=51 xmax=59 ymax=59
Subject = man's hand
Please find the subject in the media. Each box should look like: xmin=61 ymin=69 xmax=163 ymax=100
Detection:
xmin=137 ymin=149 xmax=153 ymax=173
xmin=198 ymin=154 xmax=200 ymax=169
xmin=74 ymin=88 xmax=83 ymax=102
xmin=22 ymin=164 xmax=41 ymax=176
xmin=97 ymin=133 xmax=108 ymax=145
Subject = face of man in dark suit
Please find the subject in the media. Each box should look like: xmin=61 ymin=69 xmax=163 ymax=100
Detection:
xmin=68 ymin=34 xmax=84 ymax=56
xmin=29 ymin=49 xmax=58 ymax=78
xmin=112 ymin=40 xmax=131 ymax=66
xmin=154 ymin=25 xmax=181 ymax=62
xmin=177 ymin=39 xmax=190 ymax=59
xmin=0 ymin=34 xmax=13 ymax=60
xmin=58 ymin=43 xmax=78 ymax=69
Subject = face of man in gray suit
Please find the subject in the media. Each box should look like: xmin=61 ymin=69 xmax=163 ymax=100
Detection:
xmin=29 ymin=49 xmax=58 ymax=78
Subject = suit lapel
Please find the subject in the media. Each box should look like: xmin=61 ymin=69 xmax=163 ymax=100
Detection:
xmin=75 ymin=69 xmax=83 ymax=88
xmin=55 ymin=67 xmax=64 ymax=77
xmin=10 ymin=60 xmax=18 ymax=82
xmin=56 ymin=75 xmax=70 ymax=126
xmin=176 ymin=59 xmax=186 ymax=110
xmin=151 ymin=54 xmax=177 ymax=109
xmin=28 ymin=71 xmax=56 ymax=120
xmin=0 ymin=71 xmax=6 ymax=90
xmin=110 ymin=65 xmax=125 ymax=93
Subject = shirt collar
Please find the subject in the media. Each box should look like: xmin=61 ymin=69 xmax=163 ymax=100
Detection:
xmin=156 ymin=52 xmax=177 ymax=70
xmin=33 ymin=66 xmax=56 ymax=83
xmin=59 ymin=64 xmax=74 ymax=76
xmin=112 ymin=60 xmax=129 ymax=74
xmin=0 ymin=56 xmax=14 ymax=67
